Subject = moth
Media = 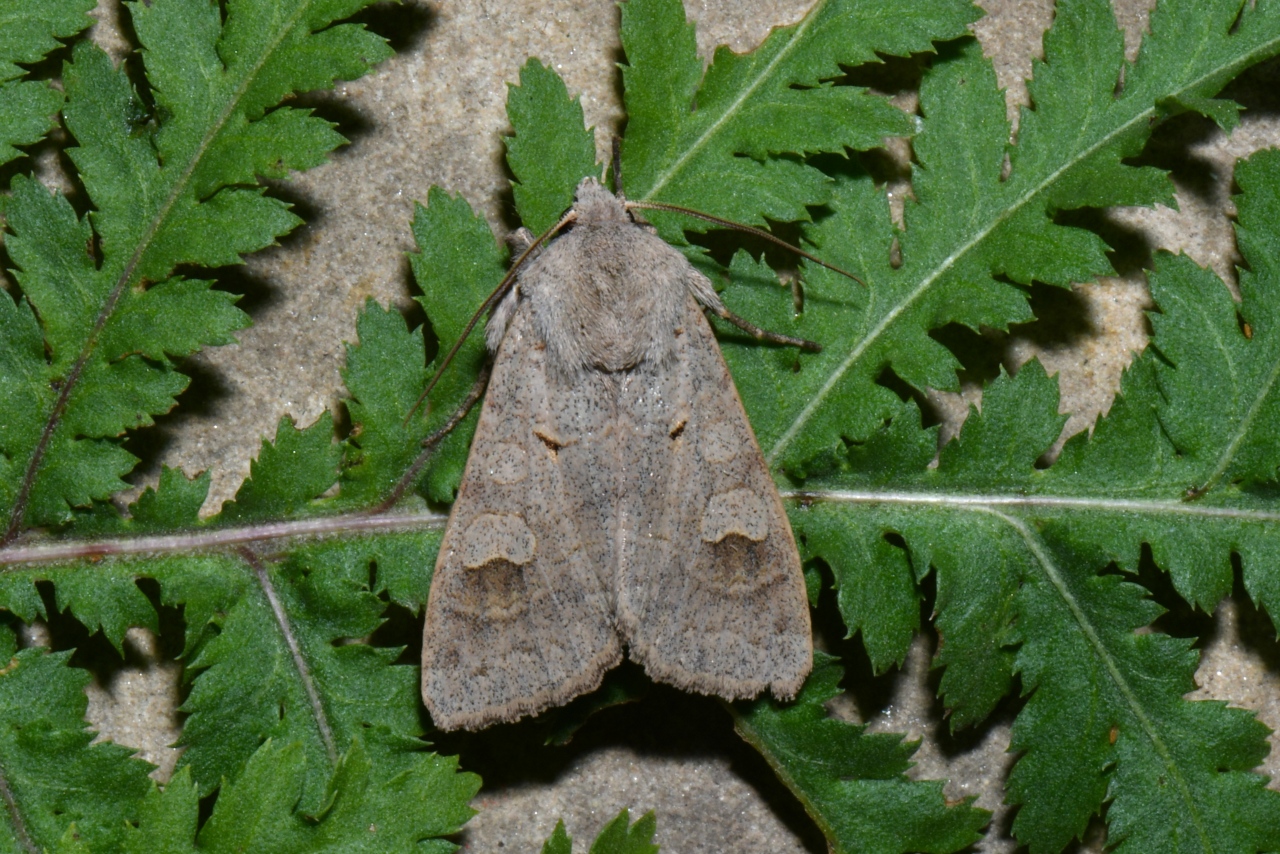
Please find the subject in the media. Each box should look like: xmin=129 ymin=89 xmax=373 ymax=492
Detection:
xmin=421 ymin=176 xmax=820 ymax=731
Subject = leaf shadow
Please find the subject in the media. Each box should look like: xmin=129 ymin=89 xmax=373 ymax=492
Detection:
xmin=254 ymin=180 xmax=327 ymax=253
xmin=814 ymin=555 xmax=1044 ymax=853
xmin=1126 ymin=53 xmax=1280 ymax=207
xmin=808 ymin=557 xmax=898 ymax=718
xmin=433 ymin=667 xmax=826 ymax=853
xmin=123 ymin=259 xmax=277 ymax=487
xmin=837 ymin=50 xmax=930 ymax=96
xmin=1223 ymin=52 xmax=1280 ymax=120
xmin=348 ymin=0 xmax=437 ymax=55
xmin=1233 ymin=575 xmax=1280 ymax=668
xmin=123 ymin=355 xmax=236 ymax=487
xmin=38 ymin=577 xmax=185 ymax=695
xmin=1054 ymin=206 xmax=1156 ymax=279
xmin=291 ymin=89 xmax=378 ymax=152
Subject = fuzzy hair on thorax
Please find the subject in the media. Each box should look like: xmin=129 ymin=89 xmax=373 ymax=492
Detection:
xmin=516 ymin=178 xmax=696 ymax=376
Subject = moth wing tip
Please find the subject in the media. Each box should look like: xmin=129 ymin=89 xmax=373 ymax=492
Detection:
xmin=767 ymin=675 xmax=805 ymax=704
xmin=422 ymin=640 xmax=624 ymax=732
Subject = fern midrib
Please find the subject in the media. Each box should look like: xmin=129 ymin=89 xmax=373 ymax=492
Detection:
xmin=241 ymin=546 xmax=337 ymax=765
xmin=765 ymin=30 xmax=1280 ymax=467
xmin=0 ymin=755 xmax=37 ymax=854
xmin=2 ymin=0 xmax=315 ymax=546
xmin=638 ymin=0 xmax=825 ymax=203
xmin=783 ymin=488 xmax=1280 ymax=522
xmin=730 ymin=710 xmax=842 ymax=848
xmin=1195 ymin=328 xmax=1280 ymax=496
xmin=8 ymin=481 xmax=1280 ymax=569
xmin=993 ymin=510 xmax=1212 ymax=850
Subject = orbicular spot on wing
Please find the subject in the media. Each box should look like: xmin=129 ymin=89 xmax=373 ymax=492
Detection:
xmin=461 ymin=513 xmax=536 ymax=567
xmin=482 ymin=441 xmax=529 ymax=484
xmin=701 ymin=419 xmax=740 ymax=464
xmin=701 ymin=488 xmax=769 ymax=544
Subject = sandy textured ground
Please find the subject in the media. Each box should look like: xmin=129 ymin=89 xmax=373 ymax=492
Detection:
xmin=17 ymin=0 xmax=1280 ymax=850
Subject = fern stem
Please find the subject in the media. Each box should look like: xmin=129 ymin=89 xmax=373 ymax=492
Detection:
xmin=0 ymin=510 xmax=447 ymax=568
xmin=379 ymin=363 xmax=491 ymax=514
xmin=1 ymin=270 xmax=129 ymax=545
xmin=5 ymin=485 xmax=1280 ymax=569
xmin=783 ymin=488 xmax=1280 ymax=521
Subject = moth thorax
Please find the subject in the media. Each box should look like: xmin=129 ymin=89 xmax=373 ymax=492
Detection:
xmin=534 ymin=224 xmax=686 ymax=374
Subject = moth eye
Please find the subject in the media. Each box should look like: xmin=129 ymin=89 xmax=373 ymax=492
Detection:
xmin=461 ymin=513 xmax=537 ymax=568
xmin=701 ymin=488 xmax=770 ymax=544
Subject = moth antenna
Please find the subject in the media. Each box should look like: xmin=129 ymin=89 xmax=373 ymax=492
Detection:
xmin=624 ymin=200 xmax=865 ymax=287
xmin=611 ymin=137 xmax=624 ymax=196
xmin=403 ymin=210 xmax=578 ymax=425
xmin=710 ymin=304 xmax=822 ymax=352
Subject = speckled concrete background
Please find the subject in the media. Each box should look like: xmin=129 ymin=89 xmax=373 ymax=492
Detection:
xmin=32 ymin=0 xmax=1280 ymax=850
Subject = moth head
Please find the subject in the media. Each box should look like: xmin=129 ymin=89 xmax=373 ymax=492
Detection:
xmin=572 ymin=177 xmax=629 ymax=226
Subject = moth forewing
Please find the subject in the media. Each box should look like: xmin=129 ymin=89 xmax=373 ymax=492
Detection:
xmin=421 ymin=303 xmax=623 ymax=732
xmin=421 ymin=177 xmax=813 ymax=731
xmin=612 ymin=298 xmax=811 ymax=702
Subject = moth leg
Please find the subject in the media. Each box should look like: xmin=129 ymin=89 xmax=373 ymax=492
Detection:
xmin=422 ymin=363 xmax=490 ymax=448
xmin=683 ymin=268 xmax=820 ymax=352
xmin=506 ymin=226 xmax=536 ymax=253
xmin=711 ymin=306 xmax=821 ymax=352
xmin=486 ymin=284 xmax=521 ymax=354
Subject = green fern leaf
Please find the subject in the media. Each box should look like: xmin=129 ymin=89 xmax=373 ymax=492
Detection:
xmin=750 ymin=0 xmax=1280 ymax=474
xmin=127 ymin=739 xmax=476 ymax=853
xmin=0 ymin=0 xmax=391 ymax=538
xmin=339 ymin=300 xmax=434 ymax=507
xmin=734 ymin=654 xmax=988 ymax=854
xmin=169 ymin=539 xmax=437 ymax=809
xmin=219 ymin=414 xmax=341 ymax=523
xmin=539 ymin=808 xmax=660 ymax=854
xmin=0 ymin=0 xmax=93 ymax=166
xmin=587 ymin=810 xmax=660 ymax=854
xmin=796 ymin=149 xmax=1280 ymax=852
xmin=130 ymin=467 xmax=212 ymax=530
xmin=405 ymin=188 xmax=509 ymax=504
xmin=620 ymin=0 xmax=979 ymax=227
xmin=507 ymin=58 xmax=600 ymax=235
xmin=4 ymin=0 xmax=1280 ymax=851
xmin=0 ymin=626 xmax=153 ymax=851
